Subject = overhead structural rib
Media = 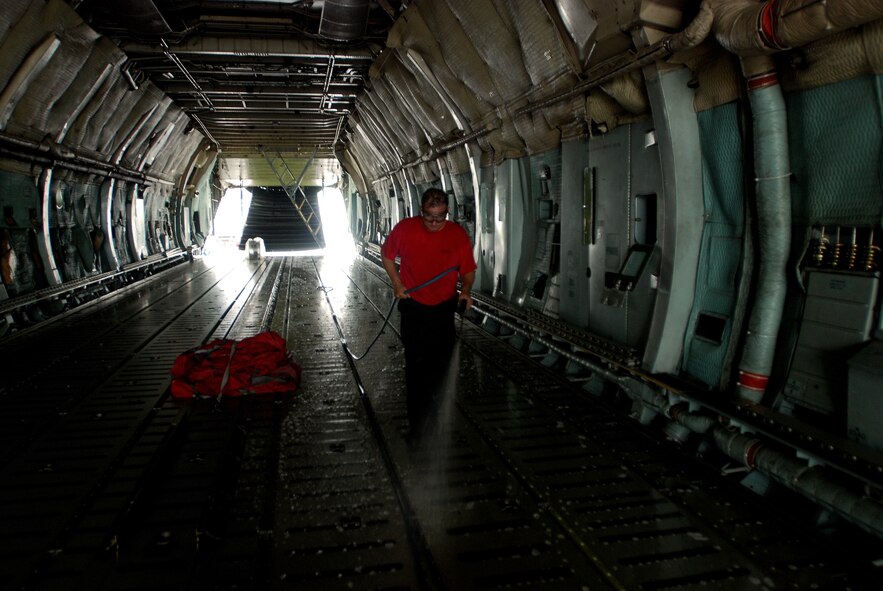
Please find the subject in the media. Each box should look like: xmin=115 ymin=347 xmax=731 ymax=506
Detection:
xmin=120 ymin=36 xmax=373 ymax=60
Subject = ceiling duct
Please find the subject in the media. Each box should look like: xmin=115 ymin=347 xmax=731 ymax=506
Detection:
xmin=319 ymin=0 xmax=371 ymax=41
xmin=112 ymin=0 xmax=171 ymax=35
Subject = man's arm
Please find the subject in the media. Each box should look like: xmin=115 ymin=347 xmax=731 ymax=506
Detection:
xmin=382 ymin=255 xmax=409 ymax=299
xmin=458 ymin=270 xmax=475 ymax=310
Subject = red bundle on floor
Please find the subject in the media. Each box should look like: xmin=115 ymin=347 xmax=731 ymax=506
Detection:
xmin=170 ymin=331 xmax=301 ymax=399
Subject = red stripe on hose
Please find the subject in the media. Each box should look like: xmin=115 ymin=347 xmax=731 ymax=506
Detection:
xmin=759 ymin=0 xmax=785 ymax=50
xmin=744 ymin=440 xmax=764 ymax=469
xmin=747 ymin=72 xmax=779 ymax=91
xmin=738 ymin=370 xmax=769 ymax=391
xmin=668 ymin=403 xmax=687 ymax=421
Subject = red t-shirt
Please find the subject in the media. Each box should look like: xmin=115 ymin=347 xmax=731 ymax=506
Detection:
xmin=381 ymin=216 xmax=477 ymax=306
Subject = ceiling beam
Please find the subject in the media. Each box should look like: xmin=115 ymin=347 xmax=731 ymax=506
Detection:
xmin=155 ymin=83 xmax=360 ymax=95
xmin=121 ymin=36 xmax=374 ymax=60
xmin=179 ymin=105 xmax=351 ymax=114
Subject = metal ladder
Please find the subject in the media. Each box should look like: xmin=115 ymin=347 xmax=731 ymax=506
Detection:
xmin=259 ymin=146 xmax=323 ymax=245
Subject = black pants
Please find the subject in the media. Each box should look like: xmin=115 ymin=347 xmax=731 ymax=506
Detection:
xmin=398 ymin=296 xmax=457 ymax=436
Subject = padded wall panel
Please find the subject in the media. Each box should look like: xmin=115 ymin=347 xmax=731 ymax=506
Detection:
xmin=682 ymin=103 xmax=745 ymax=388
xmin=788 ymin=74 xmax=883 ymax=226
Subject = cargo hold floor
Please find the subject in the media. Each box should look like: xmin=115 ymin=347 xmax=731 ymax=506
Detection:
xmin=0 ymin=254 xmax=876 ymax=591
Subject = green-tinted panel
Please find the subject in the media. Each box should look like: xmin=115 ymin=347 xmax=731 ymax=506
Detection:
xmin=787 ymin=74 xmax=883 ymax=226
xmin=682 ymin=102 xmax=745 ymax=388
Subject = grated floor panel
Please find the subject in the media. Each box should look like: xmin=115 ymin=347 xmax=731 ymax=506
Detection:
xmin=0 ymin=254 xmax=877 ymax=590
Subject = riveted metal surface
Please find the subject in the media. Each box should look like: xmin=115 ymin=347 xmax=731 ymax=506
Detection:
xmin=0 ymin=254 xmax=877 ymax=590
xmin=326 ymin=255 xmax=875 ymax=591
xmin=314 ymin=256 xmax=617 ymax=590
xmin=267 ymin=257 xmax=419 ymax=590
xmin=0 ymin=256 xmax=274 ymax=589
xmin=454 ymin=320 xmax=865 ymax=590
xmin=81 ymin=259 xmax=286 ymax=590
xmin=0 ymin=258 xmax=235 ymax=465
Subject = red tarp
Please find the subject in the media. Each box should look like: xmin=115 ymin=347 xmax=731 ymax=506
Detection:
xmin=170 ymin=331 xmax=301 ymax=399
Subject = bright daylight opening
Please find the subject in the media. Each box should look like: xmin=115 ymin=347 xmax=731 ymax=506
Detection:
xmin=318 ymin=186 xmax=355 ymax=262
xmin=205 ymin=184 xmax=353 ymax=260
xmin=266 ymin=185 xmax=355 ymax=261
xmin=204 ymin=187 xmax=251 ymax=256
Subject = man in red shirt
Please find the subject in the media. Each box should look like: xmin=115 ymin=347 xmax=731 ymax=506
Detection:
xmin=381 ymin=188 xmax=476 ymax=439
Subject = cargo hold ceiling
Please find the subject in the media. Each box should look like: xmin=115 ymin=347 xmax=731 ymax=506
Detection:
xmin=73 ymin=0 xmax=402 ymax=187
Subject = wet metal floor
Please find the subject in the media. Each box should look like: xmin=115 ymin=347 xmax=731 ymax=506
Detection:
xmin=0 ymin=254 xmax=878 ymax=590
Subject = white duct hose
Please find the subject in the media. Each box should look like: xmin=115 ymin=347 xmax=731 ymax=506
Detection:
xmin=599 ymin=70 xmax=649 ymax=115
xmin=667 ymin=1 xmax=715 ymax=52
xmin=699 ymin=0 xmax=883 ymax=400
xmin=706 ymin=0 xmax=883 ymax=54
xmin=771 ymin=0 xmax=883 ymax=47
xmin=735 ymin=61 xmax=791 ymax=403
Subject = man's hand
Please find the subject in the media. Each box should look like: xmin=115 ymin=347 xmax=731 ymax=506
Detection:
xmin=458 ymin=270 xmax=476 ymax=311
xmin=382 ymin=255 xmax=410 ymax=299
xmin=457 ymin=291 xmax=473 ymax=312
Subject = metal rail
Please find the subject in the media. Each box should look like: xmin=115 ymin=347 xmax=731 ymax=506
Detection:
xmin=359 ymin=242 xmax=883 ymax=491
xmin=317 ymin=255 xmax=880 ymax=589
xmin=0 ymin=256 xmax=277 ymax=589
xmin=1 ymin=254 xmax=878 ymax=589
xmin=0 ymin=248 xmax=189 ymax=335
